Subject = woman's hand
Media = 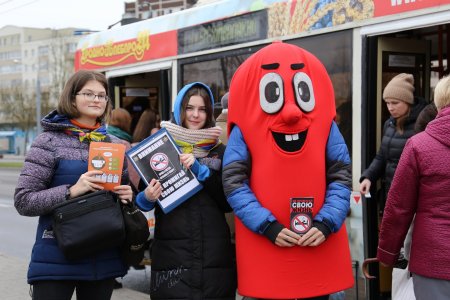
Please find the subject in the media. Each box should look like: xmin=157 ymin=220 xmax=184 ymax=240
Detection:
xmin=144 ymin=178 xmax=162 ymax=202
xmin=69 ymin=170 xmax=105 ymax=198
xmin=180 ymin=153 xmax=195 ymax=169
xmin=297 ymin=227 xmax=326 ymax=247
xmin=359 ymin=178 xmax=372 ymax=195
xmin=113 ymin=185 xmax=133 ymax=204
xmin=275 ymin=228 xmax=301 ymax=247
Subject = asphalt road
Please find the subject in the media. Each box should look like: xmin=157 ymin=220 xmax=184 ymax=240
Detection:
xmin=0 ymin=166 xmax=150 ymax=294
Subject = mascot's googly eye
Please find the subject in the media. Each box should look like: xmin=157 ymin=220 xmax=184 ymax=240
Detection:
xmin=259 ymin=73 xmax=284 ymax=114
xmin=293 ymin=72 xmax=315 ymax=112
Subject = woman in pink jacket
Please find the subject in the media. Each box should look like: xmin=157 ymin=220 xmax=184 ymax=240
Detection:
xmin=377 ymin=76 xmax=450 ymax=299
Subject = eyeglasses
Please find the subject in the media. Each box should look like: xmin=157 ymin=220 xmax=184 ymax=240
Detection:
xmin=76 ymin=92 xmax=109 ymax=102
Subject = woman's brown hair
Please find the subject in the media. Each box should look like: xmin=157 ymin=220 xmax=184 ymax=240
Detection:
xmin=109 ymin=108 xmax=132 ymax=134
xmin=57 ymin=70 xmax=112 ymax=123
xmin=180 ymin=86 xmax=214 ymax=129
xmin=395 ymin=104 xmax=411 ymax=134
xmin=132 ymin=109 xmax=159 ymax=143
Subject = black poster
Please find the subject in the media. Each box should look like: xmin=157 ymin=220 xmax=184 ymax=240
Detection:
xmin=127 ymin=128 xmax=202 ymax=213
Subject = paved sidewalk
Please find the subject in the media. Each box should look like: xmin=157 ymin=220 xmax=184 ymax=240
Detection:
xmin=0 ymin=253 xmax=149 ymax=300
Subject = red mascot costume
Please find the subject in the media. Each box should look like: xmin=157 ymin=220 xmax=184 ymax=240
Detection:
xmin=222 ymin=42 xmax=353 ymax=299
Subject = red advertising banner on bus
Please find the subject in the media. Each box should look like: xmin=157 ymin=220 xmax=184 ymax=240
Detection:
xmin=374 ymin=0 xmax=449 ymax=17
xmin=75 ymin=30 xmax=177 ymax=71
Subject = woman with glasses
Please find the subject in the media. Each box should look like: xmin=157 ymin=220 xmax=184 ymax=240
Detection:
xmin=135 ymin=82 xmax=237 ymax=299
xmin=14 ymin=70 xmax=133 ymax=300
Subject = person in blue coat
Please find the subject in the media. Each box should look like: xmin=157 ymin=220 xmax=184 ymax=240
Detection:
xmin=14 ymin=70 xmax=133 ymax=300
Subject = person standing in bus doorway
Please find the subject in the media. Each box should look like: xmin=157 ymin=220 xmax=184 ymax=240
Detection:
xmin=216 ymin=92 xmax=236 ymax=245
xmin=377 ymin=75 xmax=450 ymax=300
xmin=108 ymin=109 xmax=136 ymax=186
xmin=359 ymin=73 xmax=426 ymax=212
xmin=14 ymin=70 xmax=133 ymax=300
xmin=414 ymin=102 xmax=438 ymax=133
xmin=216 ymin=92 xmax=229 ymax=144
xmin=135 ymin=82 xmax=237 ymax=299
xmin=131 ymin=108 xmax=160 ymax=189
xmin=106 ymin=107 xmax=138 ymax=289
xmin=132 ymin=108 xmax=160 ymax=145
xmin=107 ymin=108 xmax=133 ymax=149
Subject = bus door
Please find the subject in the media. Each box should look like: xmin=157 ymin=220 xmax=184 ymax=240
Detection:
xmin=363 ymin=36 xmax=430 ymax=300
xmin=108 ymin=68 xmax=172 ymax=134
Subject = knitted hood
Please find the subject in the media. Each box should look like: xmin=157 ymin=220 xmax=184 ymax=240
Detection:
xmin=173 ymin=82 xmax=215 ymax=126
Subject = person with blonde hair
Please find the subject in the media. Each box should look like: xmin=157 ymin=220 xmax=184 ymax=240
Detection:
xmin=377 ymin=75 xmax=450 ymax=299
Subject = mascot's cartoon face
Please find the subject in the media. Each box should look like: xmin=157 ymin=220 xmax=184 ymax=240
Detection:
xmin=259 ymin=65 xmax=314 ymax=152
xmin=228 ymin=42 xmax=335 ymax=156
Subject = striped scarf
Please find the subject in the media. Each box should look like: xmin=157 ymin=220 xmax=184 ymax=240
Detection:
xmin=161 ymin=121 xmax=221 ymax=158
xmin=64 ymin=119 xmax=107 ymax=142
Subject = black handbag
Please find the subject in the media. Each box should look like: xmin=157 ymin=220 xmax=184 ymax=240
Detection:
xmin=52 ymin=190 xmax=125 ymax=260
xmin=120 ymin=201 xmax=150 ymax=266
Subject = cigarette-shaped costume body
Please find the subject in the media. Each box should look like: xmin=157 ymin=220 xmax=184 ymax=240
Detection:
xmin=222 ymin=42 xmax=353 ymax=298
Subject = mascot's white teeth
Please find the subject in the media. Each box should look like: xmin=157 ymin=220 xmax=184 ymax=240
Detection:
xmin=285 ymin=134 xmax=299 ymax=142
xmin=272 ymin=130 xmax=307 ymax=152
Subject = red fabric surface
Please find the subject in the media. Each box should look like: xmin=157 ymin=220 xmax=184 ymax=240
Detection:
xmin=228 ymin=42 xmax=353 ymax=298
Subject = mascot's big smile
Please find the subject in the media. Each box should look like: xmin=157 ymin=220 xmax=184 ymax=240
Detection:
xmin=272 ymin=130 xmax=307 ymax=152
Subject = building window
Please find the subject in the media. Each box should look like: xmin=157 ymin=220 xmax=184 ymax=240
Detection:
xmin=39 ymin=61 xmax=49 ymax=71
xmin=38 ymin=46 xmax=49 ymax=56
xmin=66 ymin=43 xmax=77 ymax=53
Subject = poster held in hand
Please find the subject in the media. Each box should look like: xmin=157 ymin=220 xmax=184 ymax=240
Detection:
xmin=126 ymin=128 xmax=202 ymax=213
xmin=88 ymin=142 xmax=126 ymax=190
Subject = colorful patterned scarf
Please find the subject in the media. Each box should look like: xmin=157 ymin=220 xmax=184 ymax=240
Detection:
xmin=160 ymin=121 xmax=221 ymax=158
xmin=65 ymin=119 xmax=107 ymax=142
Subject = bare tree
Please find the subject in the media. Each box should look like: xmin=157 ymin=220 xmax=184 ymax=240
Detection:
xmin=0 ymin=84 xmax=36 ymax=152
xmin=47 ymin=32 xmax=75 ymax=110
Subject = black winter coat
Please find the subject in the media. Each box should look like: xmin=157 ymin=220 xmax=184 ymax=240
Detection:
xmin=360 ymin=97 xmax=426 ymax=204
xmin=149 ymin=144 xmax=237 ymax=300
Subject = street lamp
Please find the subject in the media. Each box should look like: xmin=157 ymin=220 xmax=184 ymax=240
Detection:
xmin=35 ymin=76 xmax=41 ymax=135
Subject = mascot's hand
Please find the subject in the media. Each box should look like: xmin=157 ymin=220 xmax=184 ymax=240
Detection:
xmin=275 ymin=228 xmax=301 ymax=247
xmin=297 ymin=227 xmax=326 ymax=247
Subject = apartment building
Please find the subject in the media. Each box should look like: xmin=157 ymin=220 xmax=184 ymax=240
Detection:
xmin=0 ymin=26 xmax=82 ymax=153
xmin=124 ymin=0 xmax=198 ymax=20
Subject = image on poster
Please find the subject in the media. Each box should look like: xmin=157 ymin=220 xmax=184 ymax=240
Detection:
xmin=126 ymin=128 xmax=202 ymax=213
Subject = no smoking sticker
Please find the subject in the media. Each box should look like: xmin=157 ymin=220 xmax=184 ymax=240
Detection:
xmin=150 ymin=153 xmax=169 ymax=171
xmin=291 ymin=213 xmax=312 ymax=234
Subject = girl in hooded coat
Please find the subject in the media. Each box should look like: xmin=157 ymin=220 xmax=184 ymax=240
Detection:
xmin=135 ymin=82 xmax=237 ymax=300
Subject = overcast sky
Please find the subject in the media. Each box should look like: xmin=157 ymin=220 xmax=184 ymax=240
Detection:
xmin=0 ymin=0 xmax=125 ymax=31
